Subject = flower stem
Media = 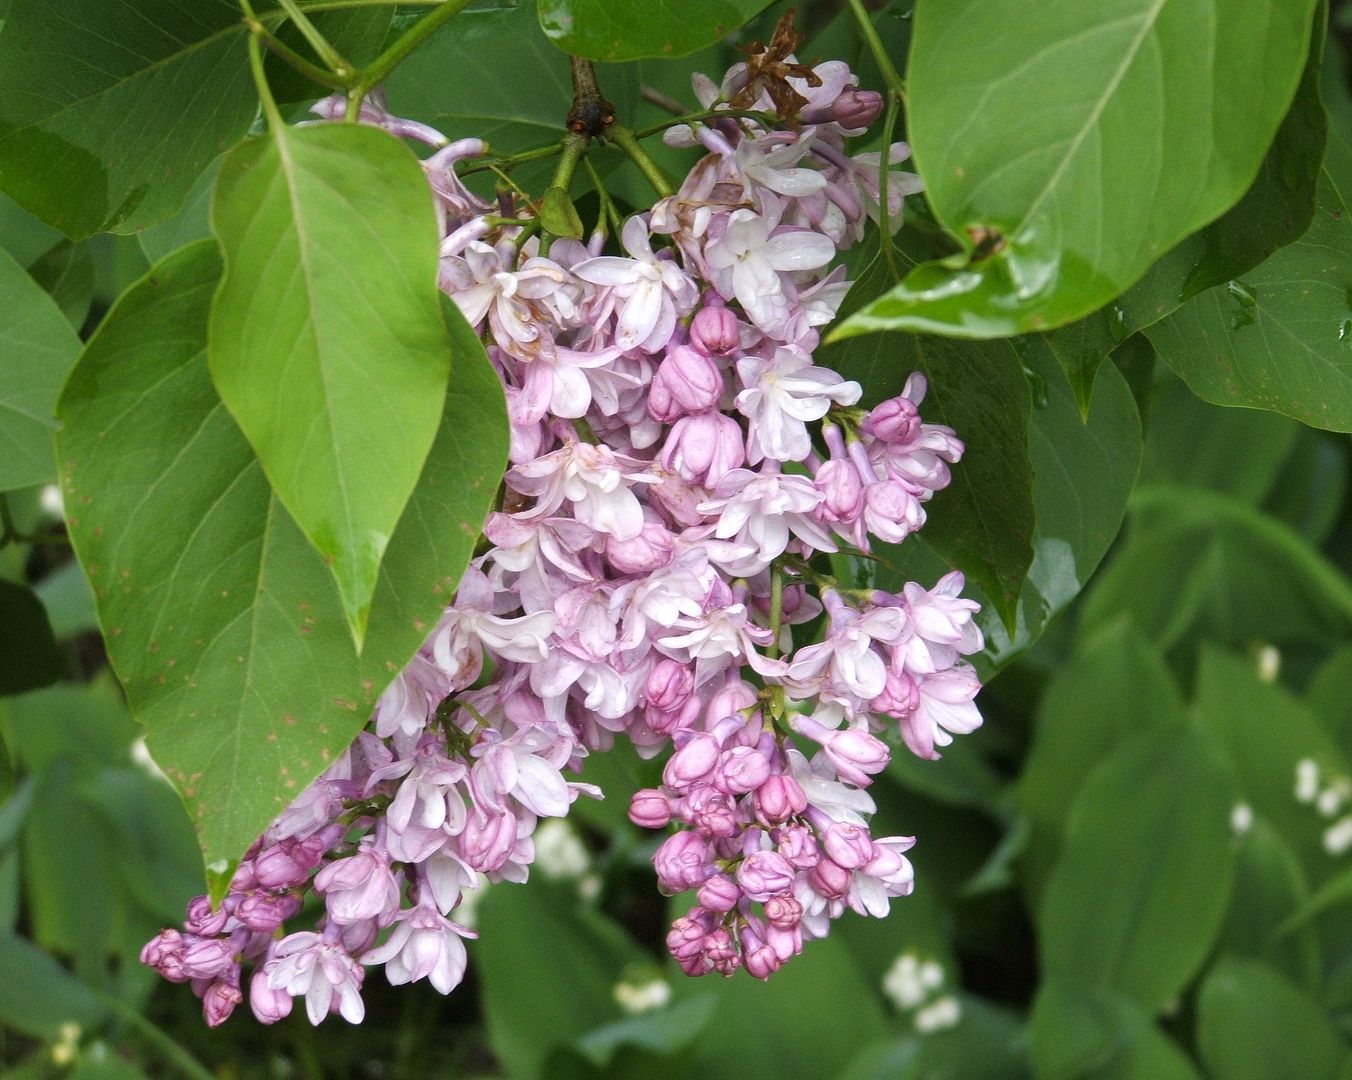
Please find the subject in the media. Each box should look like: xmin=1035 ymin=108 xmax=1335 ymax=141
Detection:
xmin=608 ymin=124 xmax=675 ymax=198
xmin=767 ymin=564 xmax=786 ymax=660
xmin=348 ymin=0 xmax=475 ymax=117
xmin=847 ymin=0 xmax=906 ymax=100
xmin=239 ymin=4 xmax=286 ymax=131
xmin=877 ymin=94 xmax=899 ymax=276
xmin=277 ymin=0 xmax=352 ymax=76
xmin=253 ymin=23 xmax=352 ymax=89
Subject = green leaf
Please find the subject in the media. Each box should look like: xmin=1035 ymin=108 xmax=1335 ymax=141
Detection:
xmin=1081 ymin=486 xmax=1352 ymax=654
xmin=136 ymin=159 xmax=219 ymax=267
xmin=537 ymin=0 xmax=767 ymax=62
xmin=0 ymin=932 xmax=106 ymax=1039
xmin=0 ymin=0 xmax=257 ymax=237
xmin=818 ymin=250 xmax=1035 ymax=628
xmin=1144 ymin=170 xmax=1352 ymax=431
xmin=1197 ymin=957 xmax=1349 ymax=1080
xmin=0 ymin=245 xmax=81 ymax=490
xmin=56 ymin=242 xmax=508 ymax=867
xmin=540 ymin=185 xmax=585 ymax=239
xmin=838 ymin=997 xmax=1028 ymax=1080
xmin=1029 ymin=982 xmax=1201 ymax=1080
xmin=27 ymin=240 xmax=94 ymax=330
xmin=1193 ymin=647 xmax=1351 ymax=881
xmin=0 ymin=579 xmax=65 ymax=694
xmin=1309 ymin=643 xmax=1352 ymax=750
xmin=478 ymin=880 xmax=648 ymax=1080
xmin=209 ymin=123 xmax=453 ymax=648
xmin=1037 ymin=310 xmax=1124 ymax=419
xmin=1038 ymin=725 xmax=1236 ymax=1012
xmin=1017 ymin=619 xmax=1183 ymax=899
xmin=833 ymin=0 xmax=1320 ymax=340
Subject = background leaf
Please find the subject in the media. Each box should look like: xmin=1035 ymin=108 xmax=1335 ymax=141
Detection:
xmin=209 ymin=123 xmax=453 ymax=647
xmin=536 ymin=0 xmax=768 ymax=62
xmin=0 ymin=580 xmax=65 ymax=694
xmin=56 ymin=242 xmax=508 ymax=866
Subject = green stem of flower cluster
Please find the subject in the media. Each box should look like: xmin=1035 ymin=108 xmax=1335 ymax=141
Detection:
xmin=608 ymin=124 xmax=675 ymax=198
xmin=347 ymin=0 xmax=476 ymax=118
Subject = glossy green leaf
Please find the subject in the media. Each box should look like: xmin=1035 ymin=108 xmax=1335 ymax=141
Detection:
xmin=834 ymin=0 xmax=1319 ymax=340
xmin=838 ymin=997 xmax=1027 ymax=1080
xmin=540 ymin=185 xmax=585 ymax=239
xmin=0 ymin=0 xmax=256 ymax=237
xmin=537 ymin=0 xmax=767 ymax=62
xmin=1029 ymin=982 xmax=1201 ymax=1080
xmin=1039 ymin=725 xmax=1236 ymax=1012
xmin=818 ymin=250 xmax=1035 ymax=628
xmin=136 ymin=159 xmax=219 ymax=266
xmin=1193 ymin=647 xmax=1350 ymax=880
xmin=1309 ymin=643 xmax=1352 ymax=749
xmin=0 ymin=245 xmax=81 ymax=490
xmin=1081 ymin=487 xmax=1352 ymax=654
xmin=0 ymin=579 xmax=64 ymax=694
xmin=27 ymin=240 xmax=94 ymax=330
xmin=0 ymin=932 xmax=106 ymax=1039
xmin=56 ymin=242 xmax=508 ymax=867
xmin=1197 ymin=957 xmax=1349 ymax=1080
xmin=478 ymin=880 xmax=648 ymax=1080
xmin=1018 ymin=619 xmax=1183 ymax=898
xmin=210 ymin=122 xmax=452 ymax=648
xmin=1037 ymin=310 xmax=1123 ymax=419
xmin=1145 ymin=171 xmax=1352 ymax=431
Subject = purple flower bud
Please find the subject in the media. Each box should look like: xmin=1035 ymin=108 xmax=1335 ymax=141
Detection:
xmin=706 ymin=927 xmax=741 ymax=975
xmin=689 ymin=306 xmax=741 ymax=356
xmin=643 ymin=660 xmax=697 ymax=736
xmin=236 ymin=891 xmax=303 ymax=933
xmin=713 ymin=746 xmax=772 ymax=795
xmin=253 ymin=843 xmax=312 ymax=890
xmin=822 ymin=822 xmax=876 ymax=870
xmin=872 ymin=667 xmax=919 ymax=720
xmin=141 ymin=929 xmax=191 ymax=982
xmin=823 ymin=728 xmax=891 ymax=787
xmin=764 ymin=894 xmax=803 ymax=930
xmin=667 ymin=905 xmax=718 ymax=962
xmin=684 ymin=787 xmax=739 ymax=838
xmin=649 ymin=345 xmax=725 ymax=421
xmin=739 ymin=921 xmax=782 ymax=980
xmin=655 ymin=831 xmax=714 ymax=892
xmin=815 ymin=457 xmax=865 ymax=523
xmin=754 ymin=774 xmax=808 ymax=824
xmin=181 ymin=938 xmax=235 ymax=981
xmin=659 ymin=412 xmax=745 ymax=486
xmin=314 ymin=851 xmax=401 ymax=926
xmin=185 ymin=896 xmax=230 ymax=937
xmin=776 ymin=824 xmax=821 ymax=869
xmin=203 ymin=977 xmax=243 ymax=1027
xmin=459 ymin=810 xmax=518 ymax=873
xmin=249 ymin=968 xmax=293 ymax=1024
xmin=663 ymin=732 xmax=721 ymax=789
xmin=697 ymin=873 xmax=742 ymax=912
xmin=830 ymin=88 xmax=884 ymax=129
xmin=629 ymin=788 xmax=674 ymax=829
xmin=865 ymin=394 xmax=923 ymax=445
xmin=606 ymin=520 xmax=675 ymax=574
xmin=736 ymin=850 xmax=796 ymax=901
xmin=808 ymin=858 xmax=852 ymax=900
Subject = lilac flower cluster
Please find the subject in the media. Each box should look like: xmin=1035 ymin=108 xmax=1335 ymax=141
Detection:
xmin=143 ymin=54 xmax=984 ymax=1025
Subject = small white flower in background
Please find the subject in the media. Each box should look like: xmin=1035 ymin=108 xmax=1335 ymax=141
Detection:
xmin=882 ymin=951 xmax=945 ymax=1011
xmin=1230 ymin=802 xmax=1254 ymax=837
xmin=1255 ymin=644 xmax=1280 ymax=683
xmin=913 ymin=995 xmax=962 ymax=1034
xmin=39 ymin=483 xmax=63 ymax=516
xmin=1296 ymin=758 xmax=1320 ymax=804
xmin=50 ymin=1022 xmax=81 ymax=1067
xmin=613 ymin=974 xmax=672 ymax=1015
xmin=533 ymin=819 xmax=591 ymax=880
xmin=1324 ymin=816 xmax=1352 ymax=856
xmin=1317 ymin=778 xmax=1350 ymax=818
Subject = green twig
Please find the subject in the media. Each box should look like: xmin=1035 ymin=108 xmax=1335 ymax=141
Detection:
xmin=847 ymin=0 xmax=906 ymax=99
xmin=253 ymin=23 xmax=351 ymax=89
xmin=608 ymin=124 xmax=675 ymax=198
xmin=277 ymin=0 xmax=352 ymax=76
xmin=767 ymin=564 xmax=786 ymax=660
xmin=240 ymin=1 xmax=286 ymax=130
xmin=458 ymin=142 xmax=568 ymax=178
xmin=584 ymin=157 xmax=622 ymax=241
xmin=348 ymin=0 xmax=475 ymax=117
xmin=877 ymin=94 xmax=899 ymax=276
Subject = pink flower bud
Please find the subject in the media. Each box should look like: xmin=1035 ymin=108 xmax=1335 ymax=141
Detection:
xmin=236 ymin=891 xmax=302 ymax=933
xmin=713 ymin=746 xmax=772 ymax=795
xmin=823 ymin=728 xmax=891 ymax=787
xmin=249 ymin=968 xmax=293 ymax=1024
xmin=689 ymin=306 xmax=740 ymax=356
xmin=203 ymin=978 xmax=243 ymax=1027
xmin=459 ymin=810 xmax=519 ymax=873
xmin=313 ymin=851 xmax=401 ymax=926
xmin=822 ymin=822 xmax=876 ymax=870
xmin=141 ymin=929 xmax=190 ymax=982
xmin=606 ymin=520 xmax=675 ymax=574
xmin=629 ymin=788 xmax=673 ymax=829
xmin=776 ymin=824 xmax=821 ymax=869
xmin=706 ymin=927 xmax=741 ymax=975
xmin=185 ymin=896 xmax=230 ymax=937
xmin=649 ymin=345 xmax=724 ymax=421
xmin=807 ymin=857 xmax=852 ymax=899
xmin=764 ymin=894 xmax=803 ymax=931
xmin=872 ymin=668 xmax=919 ymax=720
xmin=684 ymin=787 xmax=739 ymax=838
xmin=659 ymin=412 xmax=745 ymax=486
xmin=181 ymin=938 xmax=235 ymax=981
xmin=830 ymin=88 xmax=884 ymax=129
xmin=736 ymin=850 xmax=795 ymax=901
xmin=739 ymin=921 xmax=782 ymax=980
xmin=754 ymin=774 xmax=807 ymax=824
xmin=655 ymin=831 xmax=714 ymax=892
xmin=865 ymin=395 xmax=923 ymax=445
xmin=815 ymin=458 xmax=865 ymax=523
xmin=697 ymin=873 xmax=742 ymax=912
xmin=253 ymin=844 xmax=310 ymax=890
xmin=663 ymin=732 xmax=721 ymax=789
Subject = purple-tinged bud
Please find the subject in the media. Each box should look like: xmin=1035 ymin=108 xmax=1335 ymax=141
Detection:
xmin=663 ymin=732 xmax=721 ymax=789
xmin=659 ymin=412 xmax=745 ymax=487
xmin=253 ymin=844 xmax=311 ymax=890
xmin=314 ymin=851 xmax=401 ymax=926
xmin=697 ymin=873 xmax=741 ymax=913
xmin=689 ymin=306 xmax=741 ymax=356
xmin=459 ymin=811 xmax=519 ymax=873
xmin=739 ymin=921 xmax=782 ymax=980
xmin=684 ymin=787 xmax=739 ymax=838
xmin=764 ymin=894 xmax=803 ymax=931
xmin=808 ymin=857 xmax=852 ymax=900
xmin=645 ymin=658 xmax=695 ymax=712
xmin=229 ymin=861 xmax=259 ymax=892
xmin=815 ymin=458 xmax=865 ymax=523
xmin=655 ymin=831 xmax=714 ymax=892
xmin=755 ymin=774 xmax=808 ymax=824
xmin=831 ymin=88 xmax=884 ymax=129
xmin=236 ymin=891 xmax=303 ymax=933
xmin=249 ymin=968 xmax=293 ymax=1024
xmin=185 ymin=896 xmax=230 ymax=937
xmin=706 ymin=928 xmax=741 ymax=975
xmin=203 ymin=978 xmax=243 ymax=1028
xmin=713 ymin=746 xmax=772 ymax=795
xmin=629 ymin=788 xmax=674 ymax=829
xmin=864 ymin=394 xmax=923 ymax=445
xmin=141 ymin=929 xmax=191 ymax=982
xmin=649 ymin=345 xmax=724 ymax=421
xmin=705 ymin=679 xmax=759 ymax=723
xmin=822 ymin=822 xmax=876 ymax=870
xmin=181 ymin=938 xmax=235 ymax=981
xmin=737 ymin=850 xmax=796 ymax=901
xmin=337 ymin=917 xmax=381 ymax=956
xmin=668 ymin=905 xmax=718 ymax=963
xmin=606 ymin=520 xmax=675 ymax=574
xmin=822 ymin=728 xmax=891 ymax=788
xmin=776 ymin=824 xmax=821 ymax=869
xmin=872 ymin=668 xmax=919 ymax=720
